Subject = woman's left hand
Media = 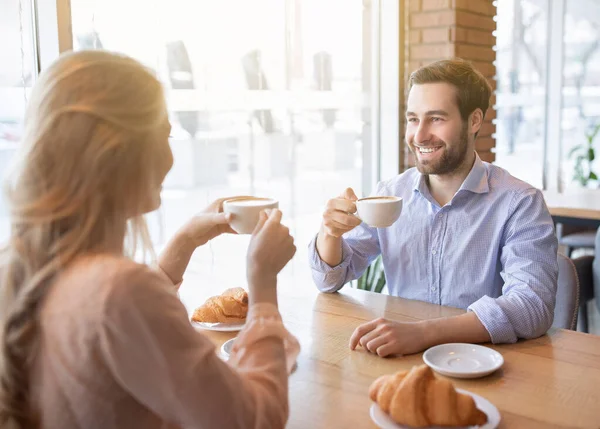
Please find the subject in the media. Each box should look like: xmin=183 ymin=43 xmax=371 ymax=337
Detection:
xmin=182 ymin=197 xmax=238 ymax=248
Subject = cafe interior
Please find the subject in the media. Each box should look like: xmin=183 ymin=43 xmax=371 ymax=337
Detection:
xmin=1 ymin=0 xmax=599 ymax=427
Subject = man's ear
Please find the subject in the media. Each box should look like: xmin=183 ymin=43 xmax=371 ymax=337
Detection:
xmin=470 ymin=108 xmax=484 ymax=135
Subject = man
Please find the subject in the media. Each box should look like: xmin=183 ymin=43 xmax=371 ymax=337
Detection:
xmin=308 ymin=59 xmax=558 ymax=358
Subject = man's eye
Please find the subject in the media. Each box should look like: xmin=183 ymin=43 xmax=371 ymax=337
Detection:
xmin=431 ymin=117 xmax=442 ymax=122
xmin=407 ymin=118 xmax=418 ymax=123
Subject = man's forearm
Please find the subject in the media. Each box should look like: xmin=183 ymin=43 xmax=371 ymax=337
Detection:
xmin=421 ymin=312 xmax=491 ymax=349
xmin=316 ymin=226 xmax=343 ymax=267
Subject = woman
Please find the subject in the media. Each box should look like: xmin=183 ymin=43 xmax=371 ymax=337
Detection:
xmin=0 ymin=50 xmax=299 ymax=429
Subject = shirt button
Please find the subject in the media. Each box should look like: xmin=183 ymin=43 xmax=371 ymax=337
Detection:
xmin=431 ymin=249 xmax=437 ymax=255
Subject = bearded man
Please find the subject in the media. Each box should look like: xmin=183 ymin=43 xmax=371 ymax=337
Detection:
xmin=308 ymin=58 xmax=558 ymax=357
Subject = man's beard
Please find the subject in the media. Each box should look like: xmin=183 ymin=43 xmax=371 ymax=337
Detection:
xmin=411 ymin=123 xmax=470 ymax=175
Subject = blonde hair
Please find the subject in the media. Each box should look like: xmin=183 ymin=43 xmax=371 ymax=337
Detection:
xmin=0 ymin=50 xmax=168 ymax=428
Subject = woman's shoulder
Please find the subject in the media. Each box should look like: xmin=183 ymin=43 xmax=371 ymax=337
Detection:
xmin=51 ymin=254 xmax=171 ymax=309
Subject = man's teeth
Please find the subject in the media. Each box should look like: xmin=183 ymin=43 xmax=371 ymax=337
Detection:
xmin=419 ymin=147 xmax=439 ymax=153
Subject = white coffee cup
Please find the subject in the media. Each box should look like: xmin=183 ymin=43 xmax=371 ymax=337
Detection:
xmin=355 ymin=196 xmax=403 ymax=228
xmin=223 ymin=197 xmax=279 ymax=234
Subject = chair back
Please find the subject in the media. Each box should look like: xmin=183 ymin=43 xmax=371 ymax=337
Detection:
xmin=554 ymin=253 xmax=580 ymax=330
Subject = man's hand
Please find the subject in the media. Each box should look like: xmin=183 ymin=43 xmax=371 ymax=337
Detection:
xmin=349 ymin=313 xmax=491 ymax=358
xmin=321 ymin=187 xmax=362 ymax=238
xmin=349 ymin=318 xmax=429 ymax=357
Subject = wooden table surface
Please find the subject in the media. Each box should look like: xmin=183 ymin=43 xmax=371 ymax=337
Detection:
xmin=197 ymin=286 xmax=600 ymax=428
xmin=543 ymin=189 xmax=600 ymax=223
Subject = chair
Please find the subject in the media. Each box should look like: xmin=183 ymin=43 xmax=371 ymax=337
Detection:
xmin=571 ymin=227 xmax=600 ymax=333
xmin=556 ymin=223 xmax=596 ymax=257
xmin=554 ymin=253 xmax=580 ymax=330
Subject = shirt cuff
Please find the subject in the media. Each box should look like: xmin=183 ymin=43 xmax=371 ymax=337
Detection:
xmin=307 ymin=233 xmax=354 ymax=274
xmin=468 ymin=296 xmax=518 ymax=344
xmin=230 ymin=303 xmax=301 ymax=374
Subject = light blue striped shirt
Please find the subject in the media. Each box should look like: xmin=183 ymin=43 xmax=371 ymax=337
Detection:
xmin=308 ymin=154 xmax=558 ymax=344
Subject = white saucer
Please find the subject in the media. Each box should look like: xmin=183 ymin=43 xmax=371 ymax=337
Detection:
xmin=370 ymin=388 xmax=500 ymax=429
xmin=423 ymin=344 xmax=504 ymax=379
xmin=192 ymin=321 xmax=245 ymax=332
xmin=220 ymin=338 xmax=235 ymax=360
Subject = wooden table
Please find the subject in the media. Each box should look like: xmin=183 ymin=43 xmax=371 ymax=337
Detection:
xmin=199 ymin=286 xmax=600 ymax=428
xmin=543 ymin=189 xmax=600 ymax=228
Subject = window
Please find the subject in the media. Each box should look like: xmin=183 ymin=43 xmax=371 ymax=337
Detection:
xmin=494 ymin=0 xmax=548 ymax=188
xmin=68 ymin=0 xmax=384 ymax=290
xmin=0 ymin=0 xmax=37 ymax=240
xmin=495 ymin=0 xmax=600 ymax=191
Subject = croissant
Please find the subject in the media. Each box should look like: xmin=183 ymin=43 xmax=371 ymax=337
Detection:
xmin=191 ymin=287 xmax=248 ymax=324
xmin=369 ymin=364 xmax=488 ymax=428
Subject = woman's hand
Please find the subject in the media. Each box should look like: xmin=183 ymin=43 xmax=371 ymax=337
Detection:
xmin=157 ymin=197 xmax=243 ymax=288
xmin=246 ymin=209 xmax=296 ymax=305
xmin=180 ymin=197 xmax=239 ymax=248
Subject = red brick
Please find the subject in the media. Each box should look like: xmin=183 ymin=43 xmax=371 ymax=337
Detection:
xmin=456 ymin=10 xmax=496 ymax=31
xmin=409 ymin=30 xmax=421 ymax=44
xmin=422 ymin=0 xmax=451 ymax=10
xmin=470 ymin=61 xmax=496 ymax=78
xmin=453 ymin=0 xmax=496 ymax=16
xmin=409 ymin=0 xmax=422 ymax=12
xmin=410 ymin=44 xmax=455 ymax=60
xmin=451 ymin=27 xmax=495 ymax=46
xmin=411 ymin=10 xmax=455 ymax=28
xmin=479 ymin=120 xmax=496 ymax=137
xmin=484 ymin=107 xmax=496 ymax=121
xmin=455 ymin=44 xmax=495 ymax=62
xmin=475 ymin=136 xmax=495 ymax=151
xmin=421 ymin=28 xmax=450 ymax=43
xmin=407 ymin=60 xmax=425 ymax=74
xmin=478 ymin=151 xmax=495 ymax=163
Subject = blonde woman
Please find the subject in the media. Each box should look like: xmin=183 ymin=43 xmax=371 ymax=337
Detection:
xmin=0 ymin=50 xmax=299 ymax=429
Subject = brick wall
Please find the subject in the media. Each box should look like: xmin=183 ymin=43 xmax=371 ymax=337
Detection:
xmin=402 ymin=0 xmax=497 ymax=168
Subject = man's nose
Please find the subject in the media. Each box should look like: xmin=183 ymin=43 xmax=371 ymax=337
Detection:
xmin=414 ymin=122 xmax=431 ymax=144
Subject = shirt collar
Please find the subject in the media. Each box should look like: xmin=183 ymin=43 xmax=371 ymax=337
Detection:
xmin=412 ymin=152 xmax=490 ymax=195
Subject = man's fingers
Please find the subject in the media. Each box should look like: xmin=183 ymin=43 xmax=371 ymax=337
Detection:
xmin=376 ymin=343 xmax=399 ymax=358
xmin=359 ymin=328 xmax=382 ymax=350
xmin=349 ymin=318 xmax=381 ymax=350
xmin=341 ymin=187 xmax=358 ymax=202
xmin=366 ymin=335 xmax=388 ymax=354
xmin=329 ymin=198 xmax=357 ymax=214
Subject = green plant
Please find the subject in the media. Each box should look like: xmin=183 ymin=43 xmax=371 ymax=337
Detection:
xmin=354 ymin=255 xmax=386 ymax=293
xmin=569 ymin=122 xmax=600 ymax=186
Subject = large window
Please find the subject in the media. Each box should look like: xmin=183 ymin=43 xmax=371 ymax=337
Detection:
xmin=495 ymin=0 xmax=548 ymax=188
xmin=0 ymin=0 xmax=37 ymax=239
xmin=65 ymin=0 xmax=387 ymax=291
xmin=495 ymin=0 xmax=600 ymax=192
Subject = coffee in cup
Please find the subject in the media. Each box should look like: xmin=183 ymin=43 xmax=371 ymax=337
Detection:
xmin=355 ymin=196 xmax=402 ymax=228
xmin=223 ymin=197 xmax=279 ymax=234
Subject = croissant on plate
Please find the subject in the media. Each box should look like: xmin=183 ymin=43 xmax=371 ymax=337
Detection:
xmin=369 ymin=364 xmax=488 ymax=428
xmin=191 ymin=287 xmax=248 ymax=324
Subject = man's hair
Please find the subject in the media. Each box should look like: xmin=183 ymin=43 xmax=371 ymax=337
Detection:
xmin=408 ymin=58 xmax=492 ymax=122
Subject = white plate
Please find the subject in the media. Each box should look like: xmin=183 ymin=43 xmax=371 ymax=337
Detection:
xmin=220 ymin=338 xmax=235 ymax=360
xmin=370 ymin=388 xmax=500 ymax=429
xmin=423 ymin=344 xmax=504 ymax=379
xmin=192 ymin=321 xmax=245 ymax=332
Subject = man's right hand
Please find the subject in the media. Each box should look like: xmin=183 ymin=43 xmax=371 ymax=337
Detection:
xmin=321 ymin=188 xmax=362 ymax=238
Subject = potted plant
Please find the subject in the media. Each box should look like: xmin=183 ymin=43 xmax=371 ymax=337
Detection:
xmin=352 ymin=255 xmax=386 ymax=293
xmin=569 ymin=122 xmax=600 ymax=187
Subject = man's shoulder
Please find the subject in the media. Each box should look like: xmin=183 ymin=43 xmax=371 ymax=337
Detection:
xmin=484 ymin=162 xmax=541 ymax=199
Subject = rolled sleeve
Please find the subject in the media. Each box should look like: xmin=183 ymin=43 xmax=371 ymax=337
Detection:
xmin=308 ymin=234 xmax=355 ymax=293
xmin=468 ymin=188 xmax=558 ymax=343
